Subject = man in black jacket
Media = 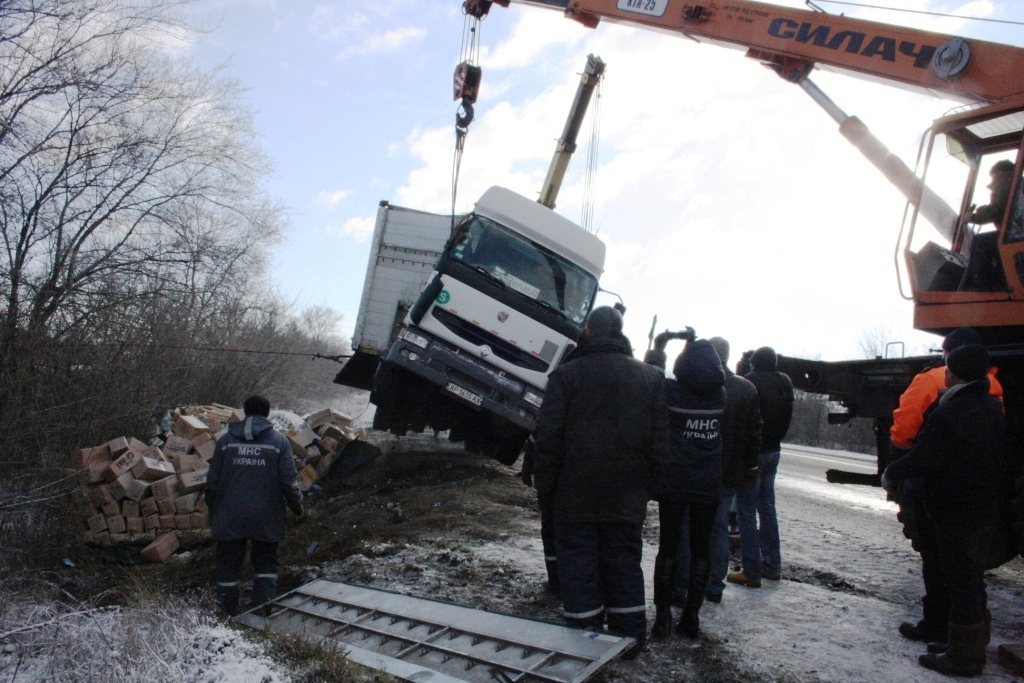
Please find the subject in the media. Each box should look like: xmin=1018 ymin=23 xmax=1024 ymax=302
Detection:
xmin=729 ymin=346 xmax=793 ymax=587
xmin=534 ymin=306 xmax=670 ymax=659
xmin=882 ymin=345 xmax=1007 ymax=676
xmin=206 ymin=395 xmax=305 ymax=615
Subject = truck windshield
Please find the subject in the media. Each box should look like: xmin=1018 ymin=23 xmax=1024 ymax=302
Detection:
xmin=448 ymin=215 xmax=598 ymax=324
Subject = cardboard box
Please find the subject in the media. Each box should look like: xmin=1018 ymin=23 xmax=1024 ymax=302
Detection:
xmin=103 ymin=447 xmax=143 ymax=482
xmin=89 ymin=484 xmax=116 ymax=508
xmin=195 ymin=439 xmax=216 ymax=461
xmin=131 ymin=531 xmax=155 ymax=545
xmin=107 ymin=436 xmax=130 ymax=458
xmin=304 ymin=408 xmax=354 ymax=430
xmin=86 ymin=514 xmax=108 ymax=534
xmin=176 ymin=453 xmax=205 ymax=474
xmin=174 ymin=514 xmax=192 ymax=530
xmin=151 ymin=476 xmax=179 ymax=501
xmin=178 ymin=469 xmax=207 ymax=494
xmin=122 ymin=477 xmax=150 ymax=502
xmin=100 ymin=501 xmax=120 ymax=517
xmin=141 ymin=533 xmax=179 ymax=563
xmin=144 ymin=514 xmax=160 ymax=532
xmin=131 ymin=456 xmax=175 ymax=481
xmin=72 ymin=444 xmax=111 ymax=469
xmin=315 ymin=451 xmax=339 ymax=476
xmin=162 ymin=434 xmax=192 ymax=460
xmin=82 ymin=531 xmax=94 ymax=544
xmin=174 ymin=492 xmax=200 ymax=514
xmin=140 ymin=497 xmax=159 ymax=517
xmin=172 ymin=415 xmax=209 ymax=440
xmin=296 ymin=465 xmax=318 ymax=492
xmin=105 ymin=515 xmax=126 ymax=535
xmin=125 ymin=517 xmax=144 ymax=534
xmin=122 ymin=500 xmax=140 ymax=518
xmin=178 ymin=529 xmax=203 ymax=546
xmin=109 ymin=533 xmax=129 ymax=544
xmin=158 ymin=514 xmax=176 ymax=529
xmin=190 ymin=511 xmax=207 ymax=529
xmin=93 ymin=531 xmax=111 ymax=546
xmin=157 ymin=498 xmax=176 ymax=516
xmin=108 ymin=473 xmax=133 ymax=500
xmin=78 ymin=461 xmax=108 ymax=484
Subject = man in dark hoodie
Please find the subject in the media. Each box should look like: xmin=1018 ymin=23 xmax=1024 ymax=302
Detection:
xmin=729 ymin=346 xmax=793 ymax=588
xmin=205 ymin=395 xmax=305 ymax=616
xmin=534 ymin=306 xmax=669 ymax=659
xmin=645 ymin=339 xmax=726 ymax=639
xmin=882 ymin=345 xmax=1007 ymax=676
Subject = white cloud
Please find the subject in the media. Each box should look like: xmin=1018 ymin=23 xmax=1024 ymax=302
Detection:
xmin=327 ymin=216 xmax=375 ymax=243
xmin=335 ymin=26 xmax=426 ymax=60
xmin=316 ymin=189 xmax=353 ymax=209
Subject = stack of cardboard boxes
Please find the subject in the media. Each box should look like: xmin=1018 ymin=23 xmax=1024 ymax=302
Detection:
xmin=73 ymin=404 xmax=361 ymax=562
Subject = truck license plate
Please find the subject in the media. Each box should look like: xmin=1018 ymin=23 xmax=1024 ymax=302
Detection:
xmin=446 ymin=382 xmax=483 ymax=406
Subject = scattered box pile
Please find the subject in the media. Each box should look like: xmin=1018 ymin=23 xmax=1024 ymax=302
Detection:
xmin=73 ymin=404 xmax=362 ymax=562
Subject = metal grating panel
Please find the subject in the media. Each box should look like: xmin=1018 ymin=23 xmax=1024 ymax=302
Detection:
xmin=235 ymin=579 xmax=632 ymax=683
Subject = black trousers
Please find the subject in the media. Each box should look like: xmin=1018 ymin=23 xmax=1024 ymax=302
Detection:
xmin=911 ymin=498 xmax=952 ymax=628
xmin=538 ymin=492 xmax=559 ymax=590
xmin=214 ymin=539 xmax=280 ymax=586
xmin=935 ymin=523 xmax=995 ymax=626
xmin=554 ymin=521 xmax=646 ymax=640
xmin=655 ymin=500 xmax=716 ymax=608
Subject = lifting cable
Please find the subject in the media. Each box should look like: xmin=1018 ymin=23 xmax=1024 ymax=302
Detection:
xmin=452 ymin=2 xmax=487 ymax=226
xmin=580 ymin=68 xmax=605 ymax=234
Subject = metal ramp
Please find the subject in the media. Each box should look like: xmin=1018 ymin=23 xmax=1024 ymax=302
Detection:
xmin=235 ymin=579 xmax=633 ymax=682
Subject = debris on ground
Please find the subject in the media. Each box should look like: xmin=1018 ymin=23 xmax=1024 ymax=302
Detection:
xmin=71 ymin=404 xmax=366 ymax=562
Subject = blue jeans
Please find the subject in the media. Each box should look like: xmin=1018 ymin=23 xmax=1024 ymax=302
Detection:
xmin=735 ymin=450 xmax=781 ymax=579
xmin=673 ymin=490 xmax=733 ymax=599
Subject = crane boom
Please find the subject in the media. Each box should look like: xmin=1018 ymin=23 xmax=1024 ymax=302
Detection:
xmin=490 ymin=0 xmax=1024 ymax=103
xmin=538 ymin=54 xmax=606 ymax=209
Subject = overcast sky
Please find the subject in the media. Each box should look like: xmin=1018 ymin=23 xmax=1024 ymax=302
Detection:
xmin=185 ymin=0 xmax=1023 ymax=365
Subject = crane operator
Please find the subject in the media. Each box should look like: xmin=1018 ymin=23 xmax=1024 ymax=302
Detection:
xmin=960 ymin=160 xmax=1021 ymax=292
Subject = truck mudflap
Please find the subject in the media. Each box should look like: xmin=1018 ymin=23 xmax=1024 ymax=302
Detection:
xmin=369 ymin=326 xmax=535 ymax=465
xmin=333 ymin=349 xmax=383 ymax=391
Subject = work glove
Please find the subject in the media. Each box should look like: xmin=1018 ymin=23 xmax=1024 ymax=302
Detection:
xmin=520 ymin=468 xmax=533 ymax=487
xmin=292 ymin=504 xmax=306 ymax=524
xmin=743 ymin=468 xmax=758 ymax=489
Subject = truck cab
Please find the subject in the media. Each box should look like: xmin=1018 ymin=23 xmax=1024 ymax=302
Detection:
xmin=341 ymin=186 xmax=605 ymax=464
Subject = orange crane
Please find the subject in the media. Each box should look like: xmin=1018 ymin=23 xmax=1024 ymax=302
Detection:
xmin=459 ymin=0 xmax=1024 ymax=593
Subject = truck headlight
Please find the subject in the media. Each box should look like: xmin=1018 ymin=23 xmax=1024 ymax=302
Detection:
xmin=402 ymin=330 xmax=429 ymax=349
xmin=522 ymin=390 xmax=543 ymax=408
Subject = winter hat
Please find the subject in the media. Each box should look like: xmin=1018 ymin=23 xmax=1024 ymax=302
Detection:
xmin=585 ymin=305 xmax=623 ymax=338
xmin=942 ymin=327 xmax=983 ymax=354
xmin=708 ymin=336 xmax=730 ymax=366
xmin=750 ymin=346 xmax=778 ymax=371
xmin=945 ymin=345 xmax=989 ymax=383
xmin=673 ymin=339 xmax=725 ymax=393
xmin=243 ymin=395 xmax=271 ymax=417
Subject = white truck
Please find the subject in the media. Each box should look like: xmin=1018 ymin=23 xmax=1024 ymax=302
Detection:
xmin=335 ymin=187 xmax=606 ymax=464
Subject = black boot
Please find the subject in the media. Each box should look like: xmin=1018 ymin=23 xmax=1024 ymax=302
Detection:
xmin=923 ymin=608 xmax=988 ymax=655
xmin=651 ymin=607 xmax=673 ymax=639
xmin=216 ymin=585 xmax=239 ymax=617
xmin=677 ymin=607 xmax=700 ymax=638
xmin=250 ymin=576 xmax=277 ymax=613
xmin=919 ymin=621 xmax=989 ymax=676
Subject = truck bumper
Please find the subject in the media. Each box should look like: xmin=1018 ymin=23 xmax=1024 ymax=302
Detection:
xmin=384 ymin=327 xmax=540 ymax=431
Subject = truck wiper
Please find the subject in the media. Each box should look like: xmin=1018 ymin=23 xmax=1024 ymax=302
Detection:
xmin=471 ymin=265 xmax=506 ymax=289
xmin=525 ymin=297 xmax=568 ymax=320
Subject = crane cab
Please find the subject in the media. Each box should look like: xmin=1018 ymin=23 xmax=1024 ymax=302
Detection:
xmin=902 ymin=94 xmax=1024 ymax=344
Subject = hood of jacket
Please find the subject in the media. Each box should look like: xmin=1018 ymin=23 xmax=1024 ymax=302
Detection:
xmin=751 ymin=346 xmax=778 ymax=371
xmin=228 ymin=415 xmax=275 ymax=442
xmin=673 ymin=339 xmax=725 ymax=395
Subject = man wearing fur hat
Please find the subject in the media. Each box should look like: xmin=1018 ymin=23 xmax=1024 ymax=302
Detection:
xmin=882 ymin=345 xmax=1008 ymax=676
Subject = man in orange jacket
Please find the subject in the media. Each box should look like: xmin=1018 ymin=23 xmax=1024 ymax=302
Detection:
xmin=890 ymin=328 xmax=1002 ymax=644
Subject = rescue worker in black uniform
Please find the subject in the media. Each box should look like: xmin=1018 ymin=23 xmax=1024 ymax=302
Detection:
xmin=206 ymin=395 xmax=305 ymax=616
xmin=883 ymin=346 xmax=1008 ymax=676
xmin=534 ymin=306 xmax=669 ymax=660
xmin=645 ymin=338 xmax=726 ymax=639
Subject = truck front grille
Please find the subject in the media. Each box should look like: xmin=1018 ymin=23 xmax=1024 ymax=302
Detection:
xmin=431 ymin=308 xmax=549 ymax=373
